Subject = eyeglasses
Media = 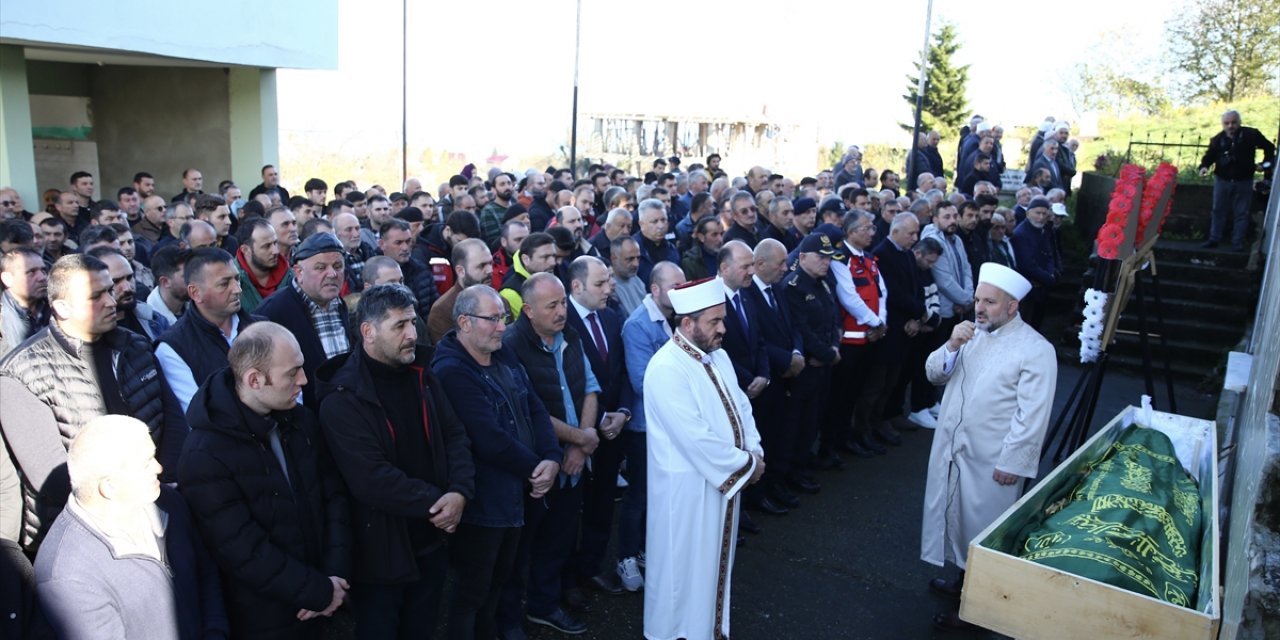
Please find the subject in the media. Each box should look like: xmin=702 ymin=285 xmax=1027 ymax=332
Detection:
xmin=465 ymin=312 xmax=513 ymax=325
xmin=0 ymin=201 xmax=14 ymax=206
xmin=737 ymin=207 xmax=758 ymax=214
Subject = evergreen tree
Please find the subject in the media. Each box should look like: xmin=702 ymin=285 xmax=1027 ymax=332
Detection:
xmin=901 ymin=23 xmax=971 ymax=136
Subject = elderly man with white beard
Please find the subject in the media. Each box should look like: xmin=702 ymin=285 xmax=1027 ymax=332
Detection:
xmin=920 ymin=262 xmax=1057 ymax=632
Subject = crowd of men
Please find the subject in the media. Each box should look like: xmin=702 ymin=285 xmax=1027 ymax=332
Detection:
xmin=0 ymin=115 xmax=1084 ymax=639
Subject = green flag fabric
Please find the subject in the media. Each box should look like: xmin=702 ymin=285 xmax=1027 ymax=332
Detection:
xmin=1017 ymin=425 xmax=1202 ymax=607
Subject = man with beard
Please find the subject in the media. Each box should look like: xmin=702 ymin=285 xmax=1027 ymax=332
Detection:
xmin=480 ymin=173 xmax=517 ymax=246
xmin=555 ymin=206 xmax=599 ymax=262
xmin=235 ymin=217 xmax=290 ymax=313
xmin=588 ymin=207 xmax=632 ymax=265
xmin=955 ymin=201 xmax=983 ymax=286
xmin=316 ymin=283 xmax=474 ymax=638
xmin=85 ymin=247 xmax=169 ymax=341
xmin=919 ymin=202 xmax=973 ymax=346
xmin=0 ymin=248 xmax=50 ymax=357
xmin=680 ymin=216 xmax=725 ymax=281
xmin=256 ymin=233 xmax=353 ymax=408
xmin=155 ymin=247 xmax=261 ymax=412
xmin=921 ymin=263 xmax=1056 ymax=631
xmin=194 ymin=194 xmax=237 ymax=254
xmin=379 ymin=218 xmax=439 ymax=320
xmin=1 ymin=254 xmax=187 ymax=555
xmin=133 ymin=172 xmax=157 ymax=199
xmin=492 ymin=218 xmax=529 ymax=288
xmin=146 ymin=245 xmax=189 ymax=325
xmin=335 ymin=212 xmax=376 ymax=292
xmin=428 ymin=238 xmax=492 ymax=343
xmin=414 ymin=210 xmax=481 ymax=298
xmin=644 ymin=276 xmax=763 ymax=640
xmin=609 ymin=236 xmax=646 ymax=317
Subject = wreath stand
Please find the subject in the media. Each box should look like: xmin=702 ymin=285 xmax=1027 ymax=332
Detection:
xmin=1042 ymin=176 xmax=1178 ymax=465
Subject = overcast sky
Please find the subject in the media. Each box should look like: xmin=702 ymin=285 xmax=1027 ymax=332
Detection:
xmin=278 ymin=0 xmax=1170 ymax=170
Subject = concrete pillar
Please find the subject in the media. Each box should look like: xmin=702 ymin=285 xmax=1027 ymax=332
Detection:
xmin=0 ymin=46 xmax=38 ymax=206
xmin=228 ymin=68 xmax=279 ymax=194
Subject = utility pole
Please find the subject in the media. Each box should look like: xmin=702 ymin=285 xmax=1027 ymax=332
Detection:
xmin=907 ymin=0 xmax=935 ymax=189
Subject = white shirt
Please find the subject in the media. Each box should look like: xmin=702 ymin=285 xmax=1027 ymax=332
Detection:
xmin=154 ymin=313 xmax=243 ymax=413
xmin=832 ymin=241 xmax=887 ymax=327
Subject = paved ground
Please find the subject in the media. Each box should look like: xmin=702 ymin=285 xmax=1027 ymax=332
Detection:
xmin=325 ymin=359 xmax=1217 ymax=639
xmin=519 ymin=360 xmax=1218 ymax=640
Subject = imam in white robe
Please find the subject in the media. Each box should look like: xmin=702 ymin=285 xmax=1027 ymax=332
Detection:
xmin=920 ymin=313 xmax=1057 ymax=569
xmin=644 ymin=330 xmax=762 ymax=640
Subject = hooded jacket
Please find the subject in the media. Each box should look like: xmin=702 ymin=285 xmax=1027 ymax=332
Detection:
xmin=315 ymin=344 xmax=475 ymax=584
xmin=177 ymin=368 xmax=350 ymax=638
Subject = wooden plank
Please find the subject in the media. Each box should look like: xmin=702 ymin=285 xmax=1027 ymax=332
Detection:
xmin=963 ymin=407 xmax=1221 ymax=639
xmin=963 ymin=546 xmax=1217 ymax=640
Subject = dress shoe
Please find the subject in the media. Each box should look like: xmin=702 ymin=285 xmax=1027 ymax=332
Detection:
xmin=908 ymin=409 xmax=938 ymax=430
xmin=854 ymin=435 xmax=887 ymax=455
xmin=770 ymin=486 xmax=801 ymax=508
xmin=588 ymin=572 xmax=625 ymax=596
xmin=497 ymin=625 xmax=530 ymax=640
xmin=739 ymin=511 xmax=762 ymax=534
xmin=873 ymin=422 xmax=903 ymax=446
xmin=809 ymin=451 xmax=846 ymax=470
xmin=756 ymin=496 xmax=790 ymax=515
xmin=840 ymin=438 xmax=876 ymax=458
xmin=933 ymin=610 xmax=977 ymax=631
xmin=891 ymin=415 xmax=920 ymax=432
xmin=929 ymin=577 xmax=963 ymax=598
xmin=527 ymin=607 xmax=587 ymax=635
xmin=787 ymin=473 xmax=821 ymax=494
xmin=562 ymin=586 xmax=592 ymax=613
xmin=1200 ymin=239 xmax=1219 ymax=249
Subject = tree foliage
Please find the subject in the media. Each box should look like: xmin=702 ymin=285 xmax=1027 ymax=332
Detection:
xmin=1165 ymin=0 xmax=1280 ymax=103
xmin=901 ymin=23 xmax=971 ymax=136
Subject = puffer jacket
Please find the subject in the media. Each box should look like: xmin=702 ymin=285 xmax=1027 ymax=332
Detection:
xmin=178 ymin=367 xmax=350 ymax=639
xmin=0 ymin=322 xmax=187 ymax=552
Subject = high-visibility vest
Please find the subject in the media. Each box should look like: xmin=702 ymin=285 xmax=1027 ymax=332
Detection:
xmin=840 ymin=253 xmax=881 ymax=345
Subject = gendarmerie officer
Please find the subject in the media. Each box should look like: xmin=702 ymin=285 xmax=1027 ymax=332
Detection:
xmin=780 ymin=233 xmax=842 ymax=472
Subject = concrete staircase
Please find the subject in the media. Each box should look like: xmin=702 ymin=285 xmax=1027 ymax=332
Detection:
xmin=1047 ymin=240 xmax=1262 ymax=385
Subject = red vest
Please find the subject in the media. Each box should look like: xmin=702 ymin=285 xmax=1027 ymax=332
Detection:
xmin=840 ymin=252 xmax=882 ymax=345
xmin=430 ymin=257 xmax=455 ymax=297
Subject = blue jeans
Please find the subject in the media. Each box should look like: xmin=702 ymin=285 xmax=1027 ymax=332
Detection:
xmin=616 ymin=430 xmax=648 ymax=560
xmin=1210 ymin=177 xmax=1254 ymax=245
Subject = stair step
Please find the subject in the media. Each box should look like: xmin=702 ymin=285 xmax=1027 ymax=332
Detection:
xmin=1151 ymin=242 xmax=1252 ymax=269
xmin=1056 ymin=346 xmax=1220 ymax=383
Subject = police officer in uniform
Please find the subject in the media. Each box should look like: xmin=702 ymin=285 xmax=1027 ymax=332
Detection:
xmin=781 ymin=233 xmax=842 ymax=472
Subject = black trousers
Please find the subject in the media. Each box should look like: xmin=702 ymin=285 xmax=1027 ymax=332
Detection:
xmin=821 ymin=343 xmax=875 ymax=450
xmin=571 ymin=432 xmax=626 ymax=581
xmin=354 ymin=545 xmax=448 ymax=640
xmin=752 ymin=382 xmax=791 ymax=486
xmin=790 ymin=362 xmax=832 ymax=464
xmin=498 ymin=480 xmax=584 ymax=624
xmin=448 ymin=524 xmax=520 ymax=640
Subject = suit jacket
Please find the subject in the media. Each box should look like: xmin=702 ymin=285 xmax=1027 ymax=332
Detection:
xmin=566 ymin=302 xmax=631 ymax=413
xmin=720 ymin=285 xmax=770 ymax=391
xmin=741 ymin=280 xmax=801 ymax=380
xmin=872 ymin=238 xmax=925 ymax=353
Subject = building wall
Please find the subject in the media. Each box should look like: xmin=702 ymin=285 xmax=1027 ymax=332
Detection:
xmin=1 ymin=0 xmax=336 ymax=70
xmin=91 ymin=66 xmax=232 ymax=199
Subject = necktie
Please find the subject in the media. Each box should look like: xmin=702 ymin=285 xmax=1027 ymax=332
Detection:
xmin=588 ymin=312 xmax=608 ymax=363
xmin=734 ymin=292 xmax=749 ymax=329
xmin=764 ymin=285 xmax=777 ymax=311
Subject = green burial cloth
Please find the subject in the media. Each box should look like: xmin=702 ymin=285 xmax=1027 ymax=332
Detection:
xmin=1018 ymin=425 xmax=1202 ymax=607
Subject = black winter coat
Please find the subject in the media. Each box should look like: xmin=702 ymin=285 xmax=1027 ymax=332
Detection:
xmin=178 ymin=368 xmax=350 ymax=639
xmin=316 ymin=345 xmax=475 ymax=584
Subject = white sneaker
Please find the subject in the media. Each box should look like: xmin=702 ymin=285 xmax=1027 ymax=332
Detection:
xmin=909 ymin=409 xmax=938 ymax=430
xmin=637 ymin=550 xmax=646 ymax=568
xmin=928 ymin=402 xmax=941 ymax=418
xmin=617 ymin=557 xmax=643 ymax=592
